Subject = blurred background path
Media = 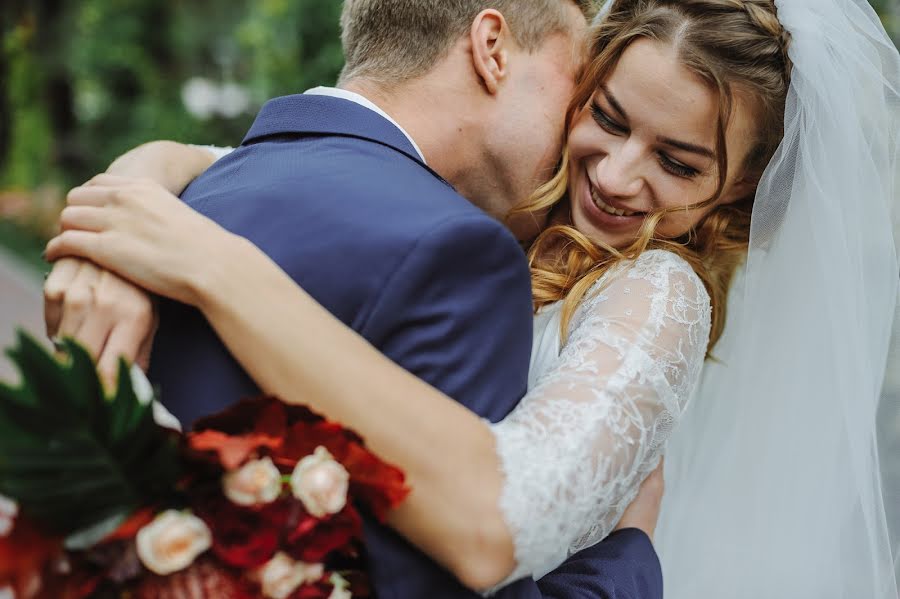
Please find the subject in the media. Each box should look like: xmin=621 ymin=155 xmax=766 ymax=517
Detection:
xmin=0 ymin=247 xmax=45 ymax=380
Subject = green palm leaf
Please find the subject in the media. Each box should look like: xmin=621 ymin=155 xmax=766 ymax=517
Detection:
xmin=0 ymin=331 xmax=182 ymax=536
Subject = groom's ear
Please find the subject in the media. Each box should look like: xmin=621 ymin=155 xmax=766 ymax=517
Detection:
xmin=470 ymin=9 xmax=511 ymax=96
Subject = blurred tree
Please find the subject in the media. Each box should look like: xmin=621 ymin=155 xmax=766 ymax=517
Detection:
xmin=1 ymin=0 xmax=343 ymax=190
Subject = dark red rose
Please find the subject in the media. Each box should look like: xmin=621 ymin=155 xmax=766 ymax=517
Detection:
xmin=197 ymin=497 xmax=291 ymax=569
xmin=284 ymin=506 xmax=363 ymax=563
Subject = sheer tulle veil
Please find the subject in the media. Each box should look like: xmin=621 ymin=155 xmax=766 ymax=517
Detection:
xmin=594 ymin=0 xmax=900 ymax=595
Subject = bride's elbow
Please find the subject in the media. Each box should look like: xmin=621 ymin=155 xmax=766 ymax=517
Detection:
xmin=449 ymin=517 xmax=518 ymax=592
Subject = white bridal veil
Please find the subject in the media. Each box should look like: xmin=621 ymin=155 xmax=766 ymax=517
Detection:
xmin=594 ymin=0 xmax=900 ymax=596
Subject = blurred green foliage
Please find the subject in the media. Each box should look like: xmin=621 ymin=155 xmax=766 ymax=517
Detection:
xmin=0 ymin=0 xmax=343 ymax=265
xmin=2 ymin=0 xmax=898 ymax=191
xmin=1 ymin=0 xmax=344 ymax=191
xmin=2 ymin=0 xmax=896 ymax=194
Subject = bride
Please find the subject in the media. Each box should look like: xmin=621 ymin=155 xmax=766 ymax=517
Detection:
xmin=45 ymin=0 xmax=899 ymax=596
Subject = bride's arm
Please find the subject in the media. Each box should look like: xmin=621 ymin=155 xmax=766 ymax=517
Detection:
xmin=105 ymin=141 xmax=221 ymax=194
xmin=47 ymin=181 xmax=710 ymax=590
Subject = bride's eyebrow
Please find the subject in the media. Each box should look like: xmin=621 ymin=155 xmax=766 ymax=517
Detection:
xmin=599 ymin=85 xmax=628 ymax=121
xmin=658 ymin=137 xmax=715 ymax=159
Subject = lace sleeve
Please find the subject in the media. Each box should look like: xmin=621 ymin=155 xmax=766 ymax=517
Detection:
xmin=490 ymin=250 xmax=711 ymax=584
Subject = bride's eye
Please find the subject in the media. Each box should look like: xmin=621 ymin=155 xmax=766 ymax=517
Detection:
xmin=658 ymin=152 xmax=700 ymax=179
xmin=590 ymin=102 xmax=627 ymax=135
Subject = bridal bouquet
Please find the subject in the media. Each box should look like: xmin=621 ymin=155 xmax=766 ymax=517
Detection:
xmin=0 ymin=333 xmax=409 ymax=599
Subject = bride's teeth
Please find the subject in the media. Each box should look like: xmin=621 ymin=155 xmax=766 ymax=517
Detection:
xmin=591 ymin=188 xmax=637 ymax=217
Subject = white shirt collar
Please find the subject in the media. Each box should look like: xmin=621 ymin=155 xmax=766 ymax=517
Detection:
xmin=304 ymin=86 xmax=426 ymax=164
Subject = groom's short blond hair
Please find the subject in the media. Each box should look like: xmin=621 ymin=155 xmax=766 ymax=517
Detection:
xmin=339 ymin=0 xmax=596 ymax=83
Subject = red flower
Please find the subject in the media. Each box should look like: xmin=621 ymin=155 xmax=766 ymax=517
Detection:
xmin=338 ymin=441 xmax=410 ymax=522
xmin=189 ymin=399 xmax=287 ymax=470
xmin=284 ymin=506 xmax=363 ymax=563
xmin=197 ymin=497 xmax=290 ymax=569
xmin=290 ymin=579 xmax=337 ymax=599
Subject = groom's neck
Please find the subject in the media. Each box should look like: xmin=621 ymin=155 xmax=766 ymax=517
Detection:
xmin=340 ymin=77 xmax=489 ymax=209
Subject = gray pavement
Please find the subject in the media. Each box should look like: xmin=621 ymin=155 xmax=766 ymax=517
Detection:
xmin=0 ymin=247 xmax=48 ymax=382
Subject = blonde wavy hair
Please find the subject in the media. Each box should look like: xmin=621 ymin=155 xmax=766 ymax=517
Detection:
xmin=516 ymin=0 xmax=793 ymax=353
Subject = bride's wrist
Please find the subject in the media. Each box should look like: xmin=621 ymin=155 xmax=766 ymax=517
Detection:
xmin=188 ymin=231 xmax=255 ymax=313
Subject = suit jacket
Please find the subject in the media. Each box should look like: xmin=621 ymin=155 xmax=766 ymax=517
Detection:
xmin=148 ymin=93 xmax=663 ymax=599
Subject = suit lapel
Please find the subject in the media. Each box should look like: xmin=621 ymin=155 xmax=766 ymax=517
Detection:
xmin=242 ymin=94 xmax=453 ymax=189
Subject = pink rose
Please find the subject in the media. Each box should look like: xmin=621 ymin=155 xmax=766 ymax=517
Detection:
xmin=290 ymin=447 xmax=349 ymax=518
xmin=222 ymin=457 xmax=283 ymax=506
xmin=256 ymin=552 xmax=324 ymax=599
xmin=0 ymin=494 xmax=18 ymax=537
xmin=136 ymin=510 xmax=212 ymax=575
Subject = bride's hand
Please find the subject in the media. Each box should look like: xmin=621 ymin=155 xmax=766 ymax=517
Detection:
xmin=45 ymin=174 xmax=237 ymax=307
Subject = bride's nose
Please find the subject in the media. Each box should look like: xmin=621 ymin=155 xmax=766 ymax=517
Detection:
xmin=594 ymin=144 xmax=645 ymax=199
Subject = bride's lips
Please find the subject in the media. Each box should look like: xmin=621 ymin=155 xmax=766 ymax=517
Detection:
xmin=579 ymin=170 xmax=646 ymax=230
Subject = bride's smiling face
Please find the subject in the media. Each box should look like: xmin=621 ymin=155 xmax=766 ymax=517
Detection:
xmin=568 ymin=38 xmax=756 ymax=249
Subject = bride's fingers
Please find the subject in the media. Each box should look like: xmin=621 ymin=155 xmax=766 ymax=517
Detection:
xmin=44 ymin=258 xmax=85 ymax=339
xmin=84 ymin=173 xmax=143 ymax=188
xmin=45 ymin=230 xmax=105 ymax=264
xmin=97 ymin=319 xmax=150 ymax=387
xmin=67 ymin=184 xmax=116 ymax=207
xmin=59 ymin=206 xmax=109 ymax=233
xmin=55 ymin=261 xmax=102 ymax=347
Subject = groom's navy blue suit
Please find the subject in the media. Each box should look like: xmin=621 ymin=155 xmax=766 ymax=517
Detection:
xmin=149 ymin=94 xmax=663 ymax=599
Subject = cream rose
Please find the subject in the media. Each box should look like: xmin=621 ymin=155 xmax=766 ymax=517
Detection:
xmin=256 ymin=552 xmax=324 ymax=599
xmin=223 ymin=457 xmax=283 ymax=506
xmin=136 ymin=510 xmax=212 ymax=575
xmin=329 ymin=587 xmax=352 ymax=599
xmin=0 ymin=495 xmax=18 ymax=538
xmin=290 ymin=446 xmax=349 ymax=518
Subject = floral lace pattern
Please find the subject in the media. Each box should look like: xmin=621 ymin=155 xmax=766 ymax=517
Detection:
xmin=490 ymin=250 xmax=711 ymax=585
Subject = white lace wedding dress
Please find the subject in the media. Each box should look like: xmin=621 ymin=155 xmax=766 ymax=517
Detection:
xmin=491 ymin=249 xmax=711 ymax=584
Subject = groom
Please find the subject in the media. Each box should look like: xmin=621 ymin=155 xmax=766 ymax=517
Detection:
xmin=45 ymin=1 xmax=664 ymax=597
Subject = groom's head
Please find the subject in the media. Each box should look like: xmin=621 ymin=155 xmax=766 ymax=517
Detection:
xmin=339 ymin=0 xmax=592 ymax=231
